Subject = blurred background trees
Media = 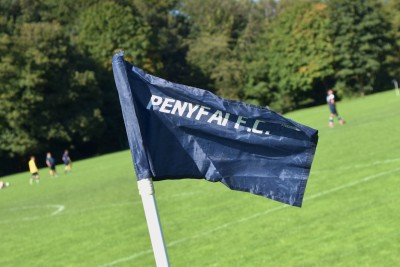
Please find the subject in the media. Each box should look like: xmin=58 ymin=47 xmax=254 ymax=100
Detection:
xmin=0 ymin=0 xmax=398 ymax=174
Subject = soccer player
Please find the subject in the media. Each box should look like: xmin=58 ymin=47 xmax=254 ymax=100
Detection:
xmin=46 ymin=152 xmax=58 ymax=177
xmin=326 ymin=89 xmax=345 ymax=128
xmin=28 ymin=156 xmax=40 ymax=184
xmin=62 ymin=150 xmax=72 ymax=174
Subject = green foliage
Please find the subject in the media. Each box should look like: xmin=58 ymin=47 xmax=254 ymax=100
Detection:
xmin=383 ymin=0 xmax=400 ymax=81
xmin=77 ymin=1 xmax=151 ymax=71
xmin=237 ymin=0 xmax=277 ymax=107
xmin=1 ymin=91 xmax=400 ymax=266
xmin=186 ymin=33 xmax=244 ymax=97
xmin=184 ymin=0 xmax=269 ymax=99
xmin=328 ymin=0 xmax=392 ymax=96
xmin=0 ymin=19 xmax=104 ymax=157
xmin=1 ymin=0 xmax=399 ymax=174
xmin=267 ymin=1 xmax=334 ymax=112
xmin=132 ymin=0 xmax=192 ymax=81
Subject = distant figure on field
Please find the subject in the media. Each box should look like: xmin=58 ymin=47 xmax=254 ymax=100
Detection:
xmin=46 ymin=152 xmax=58 ymax=177
xmin=28 ymin=156 xmax=40 ymax=184
xmin=0 ymin=181 xmax=10 ymax=189
xmin=62 ymin=150 xmax=72 ymax=174
xmin=326 ymin=89 xmax=345 ymax=128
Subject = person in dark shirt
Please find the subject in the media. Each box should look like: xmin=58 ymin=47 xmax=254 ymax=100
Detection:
xmin=62 ymin=150 xmax=72 ymax=174
xmin=46 ymin=152 xmax=58 ymax=177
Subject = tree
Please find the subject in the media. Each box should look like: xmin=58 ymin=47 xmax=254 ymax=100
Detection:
xmin=234 ymin=0 xmax=277 ymax=107
xmin=267 ymin=1 xmax=334 ymax=112
xmin=383 ymin=0 xmax=400 ymax=83
xmin=328 ymin=0 xmax=392 ymax=96
xmin=0 ymin=21 xmax=104 ymax=157
xmin=132 ymin=0 xmax=192 ymax=82
xmin=183 ymin=0 xmax=267 ymax=100
xmin=77 ymin=0 xmax=151 ymax=71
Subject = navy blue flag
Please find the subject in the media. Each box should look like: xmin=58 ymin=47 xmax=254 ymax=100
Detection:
xmin=112 ymin=51 xmax=318 ymax=207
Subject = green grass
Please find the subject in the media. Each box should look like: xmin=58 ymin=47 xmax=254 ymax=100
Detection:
xmin=1 ymin=90 xmax=400 ymax=267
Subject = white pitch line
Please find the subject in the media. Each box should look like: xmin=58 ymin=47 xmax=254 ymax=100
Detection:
xmin=99 ymin=166 xmax=400 ymax=267
xmin=50 ymin=204 xmax=65 ymax=216
xmin=0 ymin=204 xmax=65 ymax=224
xmin=62 ymin=202 xmax=135 ymax=215
xmin=305 ymin=168 xmax=400 ymax=201
xmin=61 ymin=191 xmax=201 ymax=216
xmin=98 ymin=250 xmax=153 ymax=267
xmin=312 ymin=157 xmax=400 ymax=174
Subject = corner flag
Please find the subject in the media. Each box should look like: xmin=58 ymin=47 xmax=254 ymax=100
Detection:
xmin=112 ymin=51 xmax=318 ymax=207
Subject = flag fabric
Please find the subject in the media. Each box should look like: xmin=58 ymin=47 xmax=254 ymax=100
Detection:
xmin=112 ymin=51 xmax=318 ymax=207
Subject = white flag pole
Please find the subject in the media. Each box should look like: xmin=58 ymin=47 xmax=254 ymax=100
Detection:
xmin=138 ymin=178 xmax=170 ymax=267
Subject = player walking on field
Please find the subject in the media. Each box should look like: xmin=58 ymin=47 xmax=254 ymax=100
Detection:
xmin=46 ymin=152 xmax=58 ymax=177
xmin=28 ymin=156 xmax=40 ymax=184
xmin=327 ymin=89 xmax=345 ymax=128
xmin=62 ymin=150 xmax=72 ymax=174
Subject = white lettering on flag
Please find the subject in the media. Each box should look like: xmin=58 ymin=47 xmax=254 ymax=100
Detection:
xmin=252 ymin=120 xmax=264 ymax=134
xmin=186 ymin=103 xmax=199 ymax=118
xmin=195 ymin=106 xmax=210 ymax=120
xmin=222 ymin=112 xmax=230 ymax=126
xmin=159 ymin=98 xmax=175 ymax=113
xmin=234 ymin=116 xmax=247 ymax=129
xmin=171 ymin=100 xmax=188 ymax=116
xmin=208 ymin=110 xmax=224 ymax=125
xmin=147 ymin=95 xmax=163 ymax=110
xmin=147 ymin=95 xmax=273 ymax=135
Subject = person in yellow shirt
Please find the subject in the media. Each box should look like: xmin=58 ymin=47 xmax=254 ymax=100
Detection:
xmin=28 ymin=156 xmax=40 ymax=184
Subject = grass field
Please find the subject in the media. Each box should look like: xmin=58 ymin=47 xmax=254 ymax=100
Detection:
xmin=1 ymin=90 xmax=399 ymax=267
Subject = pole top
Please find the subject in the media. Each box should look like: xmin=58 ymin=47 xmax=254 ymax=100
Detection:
xmin=138 ymin=178 xmax=155 ymax=195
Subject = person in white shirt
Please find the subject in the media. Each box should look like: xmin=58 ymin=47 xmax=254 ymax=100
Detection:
xmin=326 ymin=89 xmax=345 ymax=128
